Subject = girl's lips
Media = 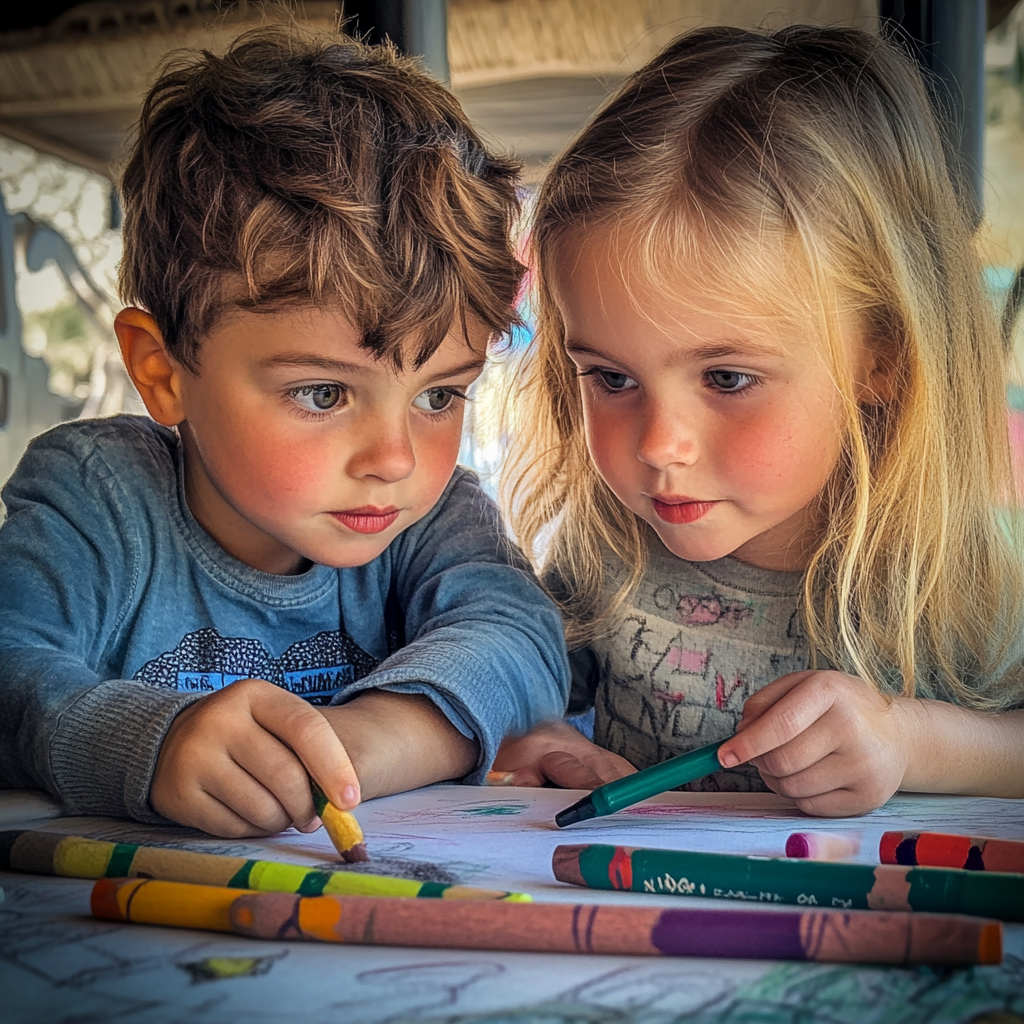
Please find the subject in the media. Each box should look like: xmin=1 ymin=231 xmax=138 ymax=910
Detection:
xmin=330 ymin=507 xmax=401 ymax=535
xmin=650 ymin=497 xmax=718 ymax=525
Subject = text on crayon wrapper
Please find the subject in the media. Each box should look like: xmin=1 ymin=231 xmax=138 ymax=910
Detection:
xmin=641 ymin=873 xmax=856 ymax=909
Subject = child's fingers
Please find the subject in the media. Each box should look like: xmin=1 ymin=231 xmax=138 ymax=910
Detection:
xmin=247 ymin=685 xmax=360 ymax=809
xmin=756 ymin=751 xmax=851 ymax=801
xmin=231 ymin=735 xmax=320 ymax=829
xmin=748 ymin=719 xmax=840 ymax=781
xmin=191 ymin=788 xmax=280 ymax=838
xmin=536 ymin=750 xmax=610 ymax=789
xmin=204 ymin=760 xmax=297 ymax=834
xmin=719 ymin=679 xmax=836 ymax=768
xmin=736 ymin=671 xmax=818 ymax=727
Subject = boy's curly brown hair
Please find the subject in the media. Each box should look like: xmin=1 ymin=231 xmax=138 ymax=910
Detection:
xmin=118 ymin=25 xmax=524 ymax=370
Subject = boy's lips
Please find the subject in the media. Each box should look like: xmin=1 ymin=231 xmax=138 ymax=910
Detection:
xmin=650 ymin=496 xmax=718 ymax=525
xmin=329 ymin=506 xmax=401 ymax=534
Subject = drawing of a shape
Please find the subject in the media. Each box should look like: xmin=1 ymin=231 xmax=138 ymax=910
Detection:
xmin=179 ymin=953 xmax=285 ymax=984
xmin=665 ymin=646 xmax=709 ymax=674
xmin=344 ymin=961 xmax=504 ymax=1019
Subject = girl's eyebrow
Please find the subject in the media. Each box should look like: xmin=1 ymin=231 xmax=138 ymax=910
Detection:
xmin=565 ymin=339 xmax=782 ymax=362
xmin=685 ymin=340 xmax=783 ymax=361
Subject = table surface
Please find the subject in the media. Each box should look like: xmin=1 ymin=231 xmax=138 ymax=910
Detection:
xmin=2 ymin=785 xmax=1023 ymax=1024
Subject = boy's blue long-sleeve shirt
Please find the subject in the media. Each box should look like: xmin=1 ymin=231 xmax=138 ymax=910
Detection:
xmin=0 ymin=416 xmax=570 ymax=821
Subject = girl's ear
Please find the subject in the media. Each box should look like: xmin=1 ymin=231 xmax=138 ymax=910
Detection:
xmin=114 ymin=308 xmax=187 ymax=426
xmin=857 ymin=337 xmax=897 ymax=407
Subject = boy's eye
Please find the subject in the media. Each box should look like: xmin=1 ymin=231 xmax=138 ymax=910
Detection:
xmin=706 ymin=370 xmax=757 ymax=392
xmin=289 ymin=383 xmax=344 ymax=412
xmin=413 ymin=387 xmax=462 ymax=413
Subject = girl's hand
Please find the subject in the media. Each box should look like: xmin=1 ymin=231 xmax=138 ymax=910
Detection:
xmin=151 ymin=678 xmax=359 ymax=836
xmin=492 ymin=720 xmax=637 ymax=789
xmin=717 ymin=670 xmax=912 ymax=817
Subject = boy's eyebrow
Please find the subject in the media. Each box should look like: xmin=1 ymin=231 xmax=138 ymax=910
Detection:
xmin=258 ymin=353 xmax=487 ymax=380
xmin=260 ymin=353 xmax=367 ymax=374
xmin=423 ymin=356 xmax=488 ymax=382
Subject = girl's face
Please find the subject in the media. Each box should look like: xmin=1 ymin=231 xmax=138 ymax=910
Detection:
xmin=555 ymin=228 xmax=880 ymax=572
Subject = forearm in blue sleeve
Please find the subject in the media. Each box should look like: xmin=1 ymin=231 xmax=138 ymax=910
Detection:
xmin=0 ymin=648 xmax=201 ymax=820
xmin=337 ymin=472 xmax=571 ymax=781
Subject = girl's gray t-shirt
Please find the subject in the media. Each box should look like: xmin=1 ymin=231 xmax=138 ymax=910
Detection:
xmin=569 ymin=537 xmax=809 ymax=792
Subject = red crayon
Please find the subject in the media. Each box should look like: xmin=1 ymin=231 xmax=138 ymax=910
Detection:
xmin=224 ymin=889 xmax=999 ymax=966
xmin=880 ymin=832 xmax=1024 ymax=875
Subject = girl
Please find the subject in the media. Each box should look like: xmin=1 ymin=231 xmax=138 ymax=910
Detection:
xmin=493 ymin=24 xmax=1024 ymax=816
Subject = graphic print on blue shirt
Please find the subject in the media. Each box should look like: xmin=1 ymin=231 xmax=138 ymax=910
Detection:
xmin=133 ymin=628 xmax=379 ymax=705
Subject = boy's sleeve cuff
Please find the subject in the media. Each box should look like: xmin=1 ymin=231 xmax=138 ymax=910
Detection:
xmin=49 ymin=680 xmax=205 ymax=822
xmin=333 ymin=640 xmax=563 ymax=786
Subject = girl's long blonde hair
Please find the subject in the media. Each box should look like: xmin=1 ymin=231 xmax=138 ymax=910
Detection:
xmin=502 ymin=24 xmax=1024 ymax=709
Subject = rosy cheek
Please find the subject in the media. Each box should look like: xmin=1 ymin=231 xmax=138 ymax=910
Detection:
xmin=726 ymin=409 xmax=836 ymax=495
xmin=581 ymin=403 xmax=625 ymax=480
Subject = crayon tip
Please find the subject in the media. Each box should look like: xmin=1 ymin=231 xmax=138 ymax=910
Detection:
xmin=555 ymin=797 xmax=597 ymax=828
xmin=341 ymin=842 xmax=369 ymax=864
xmin=786 ymin=833 xmax=811 ymax=858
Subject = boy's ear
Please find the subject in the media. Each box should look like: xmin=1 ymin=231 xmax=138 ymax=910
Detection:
xmin=114 ymin=308 xmax=187 ymax=426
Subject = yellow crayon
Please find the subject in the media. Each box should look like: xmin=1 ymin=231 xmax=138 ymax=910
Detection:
xmin=311 ymin=781 xmax=368 ymax=862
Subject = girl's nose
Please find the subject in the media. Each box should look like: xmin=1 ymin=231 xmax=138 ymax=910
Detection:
xmin=347 ymin=416 xmax=417 ymax=483
xmin=636 ymin=403 xmax=698 ymax=470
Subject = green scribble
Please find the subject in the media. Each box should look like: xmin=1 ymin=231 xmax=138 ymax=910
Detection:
xmin=456 ymin=803 xmax=528 ymax=817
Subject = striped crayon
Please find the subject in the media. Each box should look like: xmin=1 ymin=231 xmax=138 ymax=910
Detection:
xmin=310 ymin=781 xmax=368 ymax=863
xmin=552 ymin=844 xmax=1024 ymax=922
xmin=880 ymin=831 xmax=1024 ymax=875
xmin=91 ymin=878 xmax=1002 ymax=966
xmin=0 ymin=830 xmax=530 ymax=901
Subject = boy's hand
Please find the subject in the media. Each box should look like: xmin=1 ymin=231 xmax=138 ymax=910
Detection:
xmin=716 ymin=670 xmax=910 ymax=817
xmin=151 ymin=678 xmax=359 ymax=837
xmin=491 ymin=719 xmax=636 ymax=789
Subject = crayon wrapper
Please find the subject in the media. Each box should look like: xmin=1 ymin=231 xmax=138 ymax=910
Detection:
xmin=91 ymin=878 xmax=243 ymax=932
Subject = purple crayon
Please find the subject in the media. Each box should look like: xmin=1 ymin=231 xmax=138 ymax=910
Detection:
xmin=223 ymin=888 xmax=1001 ymax=966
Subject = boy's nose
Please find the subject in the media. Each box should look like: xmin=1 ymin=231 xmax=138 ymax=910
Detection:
xmin=347 ymin=417 xmax=417 ymax=483
xmin=636 ymin=404 xmax=698 ymax=470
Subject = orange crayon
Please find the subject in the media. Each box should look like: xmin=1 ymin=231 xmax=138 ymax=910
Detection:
xmin=880 ymin=831 xmax=1024 ymax=874
xmin=91 ymin=877 xmax=244 ymax=932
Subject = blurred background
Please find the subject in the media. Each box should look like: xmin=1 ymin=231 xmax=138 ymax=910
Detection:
xmin=0 ymin=0 xmax=1022 ymax=492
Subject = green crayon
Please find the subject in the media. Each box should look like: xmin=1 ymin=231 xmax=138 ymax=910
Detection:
xmin=555 ymin=739 xmax=725 ymax=826
xmin=553 ymin=843 xmax=1024 ymax=921
xmin=0 ymin=829 xmax=531 ymax=902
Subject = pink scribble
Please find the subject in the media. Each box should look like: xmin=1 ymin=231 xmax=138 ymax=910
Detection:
xmin=665 ymin=646 xmax=708 ymax=674
xmin=677 ymin=594 xmax=722 ymax=626
xmin=715 ymin=673 xmax=745 ymax=710
xmin=677 ymin=594 xmax=754 ymax=628
xmin=653 ymin=690 xmax=686 ymax=703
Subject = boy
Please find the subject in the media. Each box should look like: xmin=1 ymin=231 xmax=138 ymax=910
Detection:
xmin=0 ymin=28 xmax=569 ymax=837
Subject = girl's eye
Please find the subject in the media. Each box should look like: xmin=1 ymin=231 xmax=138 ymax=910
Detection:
xmin=706 ymin=370 xmax=759 ymax=393
xmin=579 ymin=368 xmax=639 ymax=392
xmin=412 ymin=387 xmax=464 ymax=413
xmin=289 ymin=383 xmax=345 ymax=413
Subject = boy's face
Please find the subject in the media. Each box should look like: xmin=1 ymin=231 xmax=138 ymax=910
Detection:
xmin=176 ymin=306 xmax=488 ymax=574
